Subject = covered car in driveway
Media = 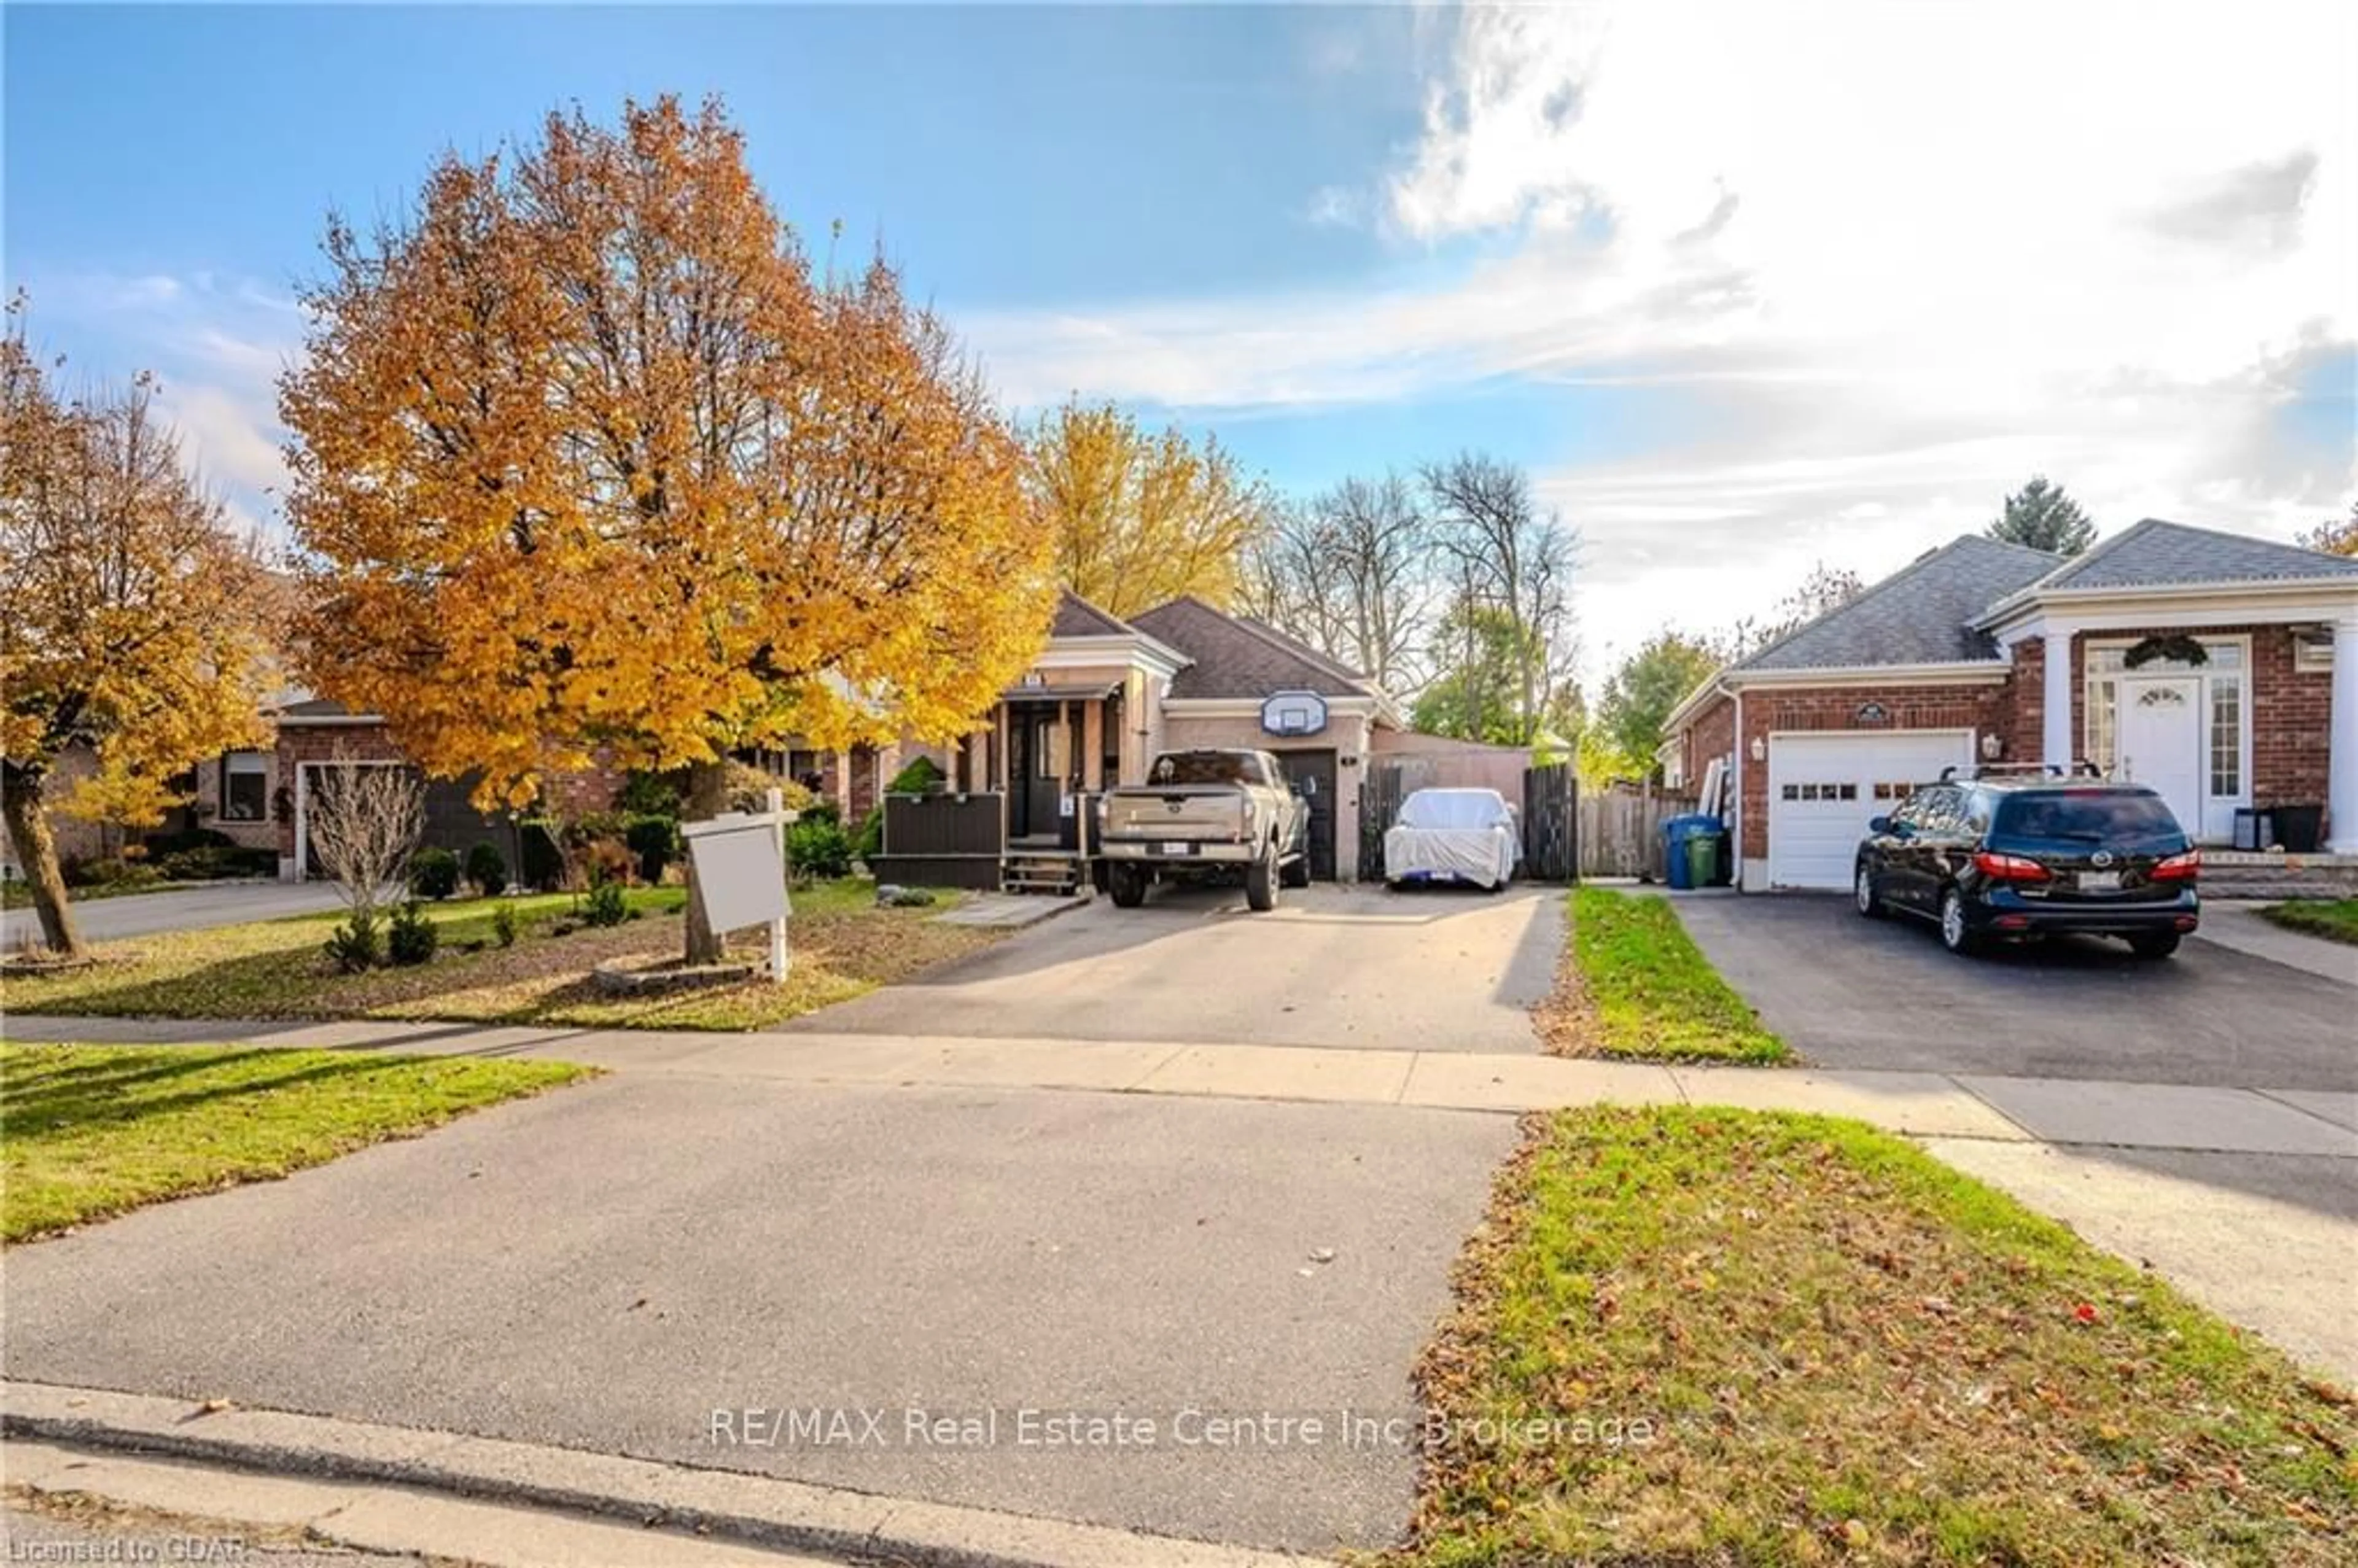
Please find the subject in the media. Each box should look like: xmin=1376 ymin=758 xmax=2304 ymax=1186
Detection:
xmin=1383 ymin=788 xmax=1519 ymax=890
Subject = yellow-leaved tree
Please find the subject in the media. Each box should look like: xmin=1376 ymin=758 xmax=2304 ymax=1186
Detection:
xmin=1026 ymin=397 xmax=1273 ymax=617
xmin=1 ymin=298 xmax=278 ymax=957
xmin=279 ymin=98 xmax=1053 ymax=961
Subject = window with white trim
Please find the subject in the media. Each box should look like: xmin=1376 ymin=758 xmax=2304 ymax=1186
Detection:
xmin=220 ymin=751 xmax=268 ymax=821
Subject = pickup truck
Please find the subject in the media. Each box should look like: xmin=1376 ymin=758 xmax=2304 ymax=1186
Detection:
xmin=1099 ymin=748 xmax=1310 ymax=911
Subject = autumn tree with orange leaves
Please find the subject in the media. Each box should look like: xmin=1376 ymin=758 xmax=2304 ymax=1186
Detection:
xmin=1026 ymin=396 xmax=1274 ymax=618
xmin=281 ymin=98 xmax=1052 ymax=961
xmin=1 ymin=298 xmax=278 ymax=957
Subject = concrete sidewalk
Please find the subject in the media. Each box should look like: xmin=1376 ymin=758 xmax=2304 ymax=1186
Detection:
xmin=2 ymin=1387 xmax=1307 ymax=1567
xmin=12 ymin=1013 xmax=2354 ymax=1156
xmin=2192 ymin=900 xmax=2358 ymax=986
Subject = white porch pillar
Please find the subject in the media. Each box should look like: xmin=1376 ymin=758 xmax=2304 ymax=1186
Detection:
xmin=2041 ymin=624 xmax=2077 ymax=774
xmin=2327 ymin=613 xmax=2358 ymax=853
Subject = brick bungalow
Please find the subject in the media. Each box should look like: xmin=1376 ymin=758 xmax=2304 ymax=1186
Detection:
xmin=1664 ymin=519 xmax=2358 ymax=891
xmin=899 ymin=591 xmax=1411 ymax=885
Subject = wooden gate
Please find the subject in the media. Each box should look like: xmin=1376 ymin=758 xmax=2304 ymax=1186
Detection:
xmin=1521 ymin=763 xmax=1578 ymax=882
xmin=1357 ymin=764 xmax=1405 ymax=880
xmin=1575 ymin=785 xmax=1700 ymax=880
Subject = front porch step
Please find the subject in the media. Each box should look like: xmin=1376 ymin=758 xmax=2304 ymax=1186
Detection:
xmin=1000 ymin=853 xmax=1089 ymax=897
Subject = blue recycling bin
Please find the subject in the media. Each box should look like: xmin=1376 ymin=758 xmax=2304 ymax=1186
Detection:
xmin=1660 ymin=813 xmax=1722 ymax=891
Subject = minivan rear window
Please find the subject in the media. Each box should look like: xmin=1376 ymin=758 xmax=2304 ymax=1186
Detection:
xmin=1994 ymin=791 xmax=2182 ymax=840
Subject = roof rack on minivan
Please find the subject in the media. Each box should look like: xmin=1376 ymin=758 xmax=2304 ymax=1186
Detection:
xmin=1937 ymin=761 xmax=2107 ymax=783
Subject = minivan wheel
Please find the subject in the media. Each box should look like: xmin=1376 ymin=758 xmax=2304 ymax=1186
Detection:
xmin=2128 ymin=931 xmax=2182 ymax=960
xmin=1939 ymin=888 xmax=1979 ymax=955
xmin=1854 ymin=864 xmax=1884 ymax=919
xmin=1245 ymin=842 xmax=1277 ymax=912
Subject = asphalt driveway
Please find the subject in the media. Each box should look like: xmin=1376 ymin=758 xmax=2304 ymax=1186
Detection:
xmin=1674 ymin=894 xmax=2357 ymax=1090
xmin=2 ymin=882 xmax=346 ymax=946
xmin=2 ymin=1073 xmax=1514 ymax=1556
xmin=790 ymin=881 xmax=1562 ymax=1053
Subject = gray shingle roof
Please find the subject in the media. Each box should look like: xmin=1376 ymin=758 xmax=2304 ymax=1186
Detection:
xmin=1129 ymin=596 xmax=1377 ymax=700
xmin=1050 ymin=591 xmax=1138 ymax=638
xmin=1738 ymin=537 xmax=2060 ymax=672
xmin=2028 ymin=518 xmax=2358 ymax=592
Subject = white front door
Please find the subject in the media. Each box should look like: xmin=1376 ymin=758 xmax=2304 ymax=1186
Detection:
xmin=2117 ymin=677 xmax=2203 ymax=834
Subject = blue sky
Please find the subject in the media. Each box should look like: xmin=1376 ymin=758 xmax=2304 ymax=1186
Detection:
xmin=8 ymin=2 xmax=2354 ymax=677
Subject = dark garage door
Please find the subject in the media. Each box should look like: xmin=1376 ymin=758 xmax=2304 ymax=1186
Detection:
xmin=1271 ymin=747 xmax=1337 ymax=880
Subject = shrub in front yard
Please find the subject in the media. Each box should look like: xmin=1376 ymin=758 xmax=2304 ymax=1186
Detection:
xmin=625 ymin=815 xmax=680 ymax=884
xmin=408 ymin=847 xmax=462 ymax=900
xmin=583 ymin=874 xmax=629 ymax=928
xmin=386 ymin=901 xmax=439 ymax=966
xmin=491 ymin=902 xmax=521 ymax=948
xmin=323 ymin=909 xmax=382 ymax=972
xmin=788 ymin=802 xmax=854 ymax=881
xmin=465 ymin=841 xmax=508 ymax=897
xmin=65 ymin=857 xmax=165 ymax=893
xmin=519 ymin=822 xmax=564 ymax=891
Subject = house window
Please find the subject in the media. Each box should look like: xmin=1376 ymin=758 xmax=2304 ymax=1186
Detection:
xmin=2209 ymin=680 xmax=2242 ymax=797
xmin=220 ymin=751 xmax=268 ymax=821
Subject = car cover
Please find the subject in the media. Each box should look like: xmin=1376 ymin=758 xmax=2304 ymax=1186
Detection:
xmin=1384 ymin=788 xmax=1519 ymax=888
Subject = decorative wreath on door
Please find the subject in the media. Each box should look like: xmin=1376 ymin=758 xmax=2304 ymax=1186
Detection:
xmin=2122 ymin=634 xmax=2208 ymax=669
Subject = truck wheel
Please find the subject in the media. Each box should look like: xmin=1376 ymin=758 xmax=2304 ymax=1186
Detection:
xmin=1108 ymin=863 xmax=1147 ymax=909
xmin=1246 ymin=842 xmax=1277 ymax=912
xmin=1281 ymin=854 xmax=1310 ymax=889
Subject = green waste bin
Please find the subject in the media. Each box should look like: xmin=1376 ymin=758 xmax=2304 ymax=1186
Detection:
xmin=1686 ymin=831 xmax=1719 ymax=890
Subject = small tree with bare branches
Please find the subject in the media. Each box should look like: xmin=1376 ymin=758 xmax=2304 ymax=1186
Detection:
xmin=308 ymin=754 xmax=423 ymax=968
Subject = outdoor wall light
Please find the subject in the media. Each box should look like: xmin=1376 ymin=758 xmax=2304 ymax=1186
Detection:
xmin=1980 ymin=732 xmax=2003 ymax=760
xmin=1749 ymin=736 xmax=1766 ymax=763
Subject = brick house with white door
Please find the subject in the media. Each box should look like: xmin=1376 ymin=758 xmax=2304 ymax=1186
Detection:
xmin=1665 ymin=519 xmax=2358 ymax=891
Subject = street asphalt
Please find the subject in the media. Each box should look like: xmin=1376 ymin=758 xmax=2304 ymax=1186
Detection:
xmin=790 ymin=881 xmax=1563 ymax=1053
xmin=2 ymin=880 xmax=346 ymax=946
xmin=1671 ymin=893 xmax=2358 ymax=1090
xmin=1 ymin=1073 xmax=1517 ymax=1556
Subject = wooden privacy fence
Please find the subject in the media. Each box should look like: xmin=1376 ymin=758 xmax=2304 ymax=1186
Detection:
xmin=1576 ymin=785 xmax=1700 ymax=880
xmin=869 ymin=791 xmax=1005 ymax=890
xmin=1521 ymin=763 xmax=1577 ymax=881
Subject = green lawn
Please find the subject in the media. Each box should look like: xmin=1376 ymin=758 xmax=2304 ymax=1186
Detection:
xmin=1389 ymin=1106 xmax=2357 ymax=1568
xmin=2260 ymin=898 xmax=2358 ymax=946
xmin=1 ymin=1042 xmax=591 ymax=1241
xmin=0 ymin=881 xmax=998 ymax=1032
xmin=1538 ymin=887 xmax=1788 ymax=1063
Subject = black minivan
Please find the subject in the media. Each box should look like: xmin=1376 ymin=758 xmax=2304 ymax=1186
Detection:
xmin=1853 ymin=770 xmax=2200 ymax=958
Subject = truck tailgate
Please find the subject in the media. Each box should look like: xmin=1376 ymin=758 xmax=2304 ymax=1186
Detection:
xmin=1104 ymin=787 xmax=1250 ymax=842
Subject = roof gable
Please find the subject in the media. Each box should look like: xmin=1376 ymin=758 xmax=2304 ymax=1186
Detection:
xmin=2028 ymin=518 xmax=2358 ymax=593
xmin=1049 ymin=590 xmax=1138 ymax=639
xmin=1128 ymin=596 xmax=1377 ymax=700
xmin=1738 ymin=535 xmax=2060 ymax=672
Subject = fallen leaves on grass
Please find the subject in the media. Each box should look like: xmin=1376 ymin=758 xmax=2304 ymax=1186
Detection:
xmin=1391 ymin=1106 xmax=2357 ymax=1567
xmin=1533 ymin=888 xmax=1789 ymax=1064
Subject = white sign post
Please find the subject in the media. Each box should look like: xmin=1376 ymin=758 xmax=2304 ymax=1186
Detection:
xmin=680 ymin=787 xmax=796 ymax=985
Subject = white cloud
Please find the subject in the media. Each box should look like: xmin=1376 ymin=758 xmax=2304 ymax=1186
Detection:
xmin=967 ymin=0 xmax=2357 ymax=678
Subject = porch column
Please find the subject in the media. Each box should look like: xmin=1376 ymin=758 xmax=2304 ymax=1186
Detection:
xmin=2328 ymin=613 xmax=2358 ymax=853
xmin=2041 ymin=624 xmax=2077 ymax=773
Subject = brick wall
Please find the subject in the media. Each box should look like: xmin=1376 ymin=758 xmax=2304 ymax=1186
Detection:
xmin=2 ymin=742 xmax=109 ymax=871
xmin=272 ymin=722 xmax=411 ymax=864
xmin=2005 ymin=637 xmax=2045 ymax=763
xmin=1680 ymin=694 xmax=1735 ymax=791
xmin=1736 ymin=681 xmax=2012 ymax=860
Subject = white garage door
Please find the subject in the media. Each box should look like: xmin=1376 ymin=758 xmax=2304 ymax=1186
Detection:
xmin=1765 ymin=731 xmax=1974 ymax=890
